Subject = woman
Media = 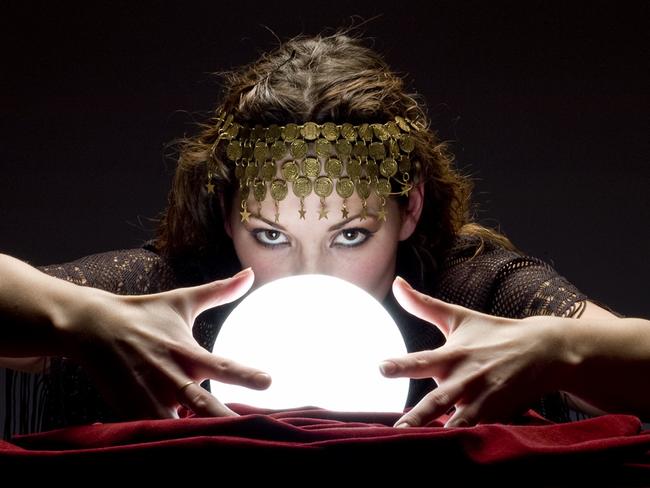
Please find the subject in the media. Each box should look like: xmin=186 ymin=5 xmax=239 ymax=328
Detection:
xmin=1 ymin=31 xmax=647 ymax=437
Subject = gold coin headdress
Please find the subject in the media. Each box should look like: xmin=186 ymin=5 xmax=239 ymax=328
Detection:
xmin=205 ymin=111 xmax=421 ymax=224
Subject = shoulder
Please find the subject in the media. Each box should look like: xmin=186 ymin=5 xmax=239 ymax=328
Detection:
xmin=37 ymin=245 xmax=180 ymax=294
xmin=432 ymin=234 xmax=588 ymax=318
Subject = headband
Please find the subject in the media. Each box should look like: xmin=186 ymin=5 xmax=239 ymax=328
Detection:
xmin=206 ymin=110 xmax=421 ymax=223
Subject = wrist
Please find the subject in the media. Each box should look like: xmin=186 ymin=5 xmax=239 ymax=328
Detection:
xmin=546 ymin=317 xmax=586 ymax=393
xmin=47 ymin=279 xmax=112 ymax=358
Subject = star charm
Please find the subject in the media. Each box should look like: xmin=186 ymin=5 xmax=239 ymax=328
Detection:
xmin=299 ymin=207 xmax=306 ymax=219
xmin=378 ymin=208 xmax=387 ymax=222
xmin=399 ymin=184 xmax=412 ymax=197
xmin=318 ymin=207 xmax=329 ymax=220
xmin=206 ymin=182 xmax=215 ymax=194
xmin=240 ymin=207 xmax=251 ymax=223
xmin=359 ymin=207 xmax=367 ymax=221
xmin=340 ymin=207 xmax=349 ymax=219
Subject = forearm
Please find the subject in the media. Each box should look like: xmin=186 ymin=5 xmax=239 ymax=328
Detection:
xmin=0 ymin=252 xmax=97 ymax=357
xmin=558 ymin=317 xmax=650 ymax=418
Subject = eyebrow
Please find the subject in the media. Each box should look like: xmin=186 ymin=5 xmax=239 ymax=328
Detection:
xmin=249 ymin=212 xmax=377 ymax=231
xmin=250 ymin=214 xmax=288 ymax=231
xmin=328 ymin=212 xmax=378 ymax=231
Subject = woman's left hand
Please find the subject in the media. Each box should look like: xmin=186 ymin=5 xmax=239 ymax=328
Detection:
xmin=380 ymin=277 xmax=569 ymax=428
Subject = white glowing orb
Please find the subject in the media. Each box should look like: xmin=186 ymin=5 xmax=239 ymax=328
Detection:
xmin=211 ymin=274 xmax=409 ymax=412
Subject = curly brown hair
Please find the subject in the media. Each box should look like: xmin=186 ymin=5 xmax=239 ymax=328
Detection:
xmin=151 ymin=30 xmax=515 ymax=288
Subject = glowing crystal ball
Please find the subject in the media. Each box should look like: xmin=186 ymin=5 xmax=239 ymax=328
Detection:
xmin=211 ymin=274 xmax=409 ymax=412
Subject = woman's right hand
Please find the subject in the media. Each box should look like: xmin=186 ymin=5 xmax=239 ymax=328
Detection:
xmin=56 ymin=267 xmax=271 ymax=420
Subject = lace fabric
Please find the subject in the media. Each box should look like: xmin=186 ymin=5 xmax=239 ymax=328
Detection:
xmin=2 ymin=235 xmax=595 ymax=438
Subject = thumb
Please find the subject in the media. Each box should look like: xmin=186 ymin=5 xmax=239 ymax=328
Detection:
xmin=180 ymin=268 xmax=255 ymax=324
xmin=392 ymin=276 xmax=469 ymax=338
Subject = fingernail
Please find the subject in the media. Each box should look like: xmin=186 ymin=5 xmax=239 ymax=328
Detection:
xmin=394 ymin=421 xmax=411 ymax=428
xmin=379 ymin=360 xmax=397 ymax=375
xmin=253 ymin=372 xmax=271 ymax=388
xmin=232 ymin=267 xmax=252 ymax=279
xmin=395 ymin=276 xmax=413 ymax=290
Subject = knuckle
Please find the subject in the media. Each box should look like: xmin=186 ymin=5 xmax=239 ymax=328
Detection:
xmin=432 ymin=389 xmax=452 ymax=408
xmin=413 ymin=356 xmax=429 ymax=369
xmin=215 ymin=358 xmax=232 ymax=373
xmin=188 ymin=391 xmax=209 ymax=411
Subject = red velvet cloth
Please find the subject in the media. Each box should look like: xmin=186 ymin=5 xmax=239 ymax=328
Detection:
xmin=2 ymin=405 xmax=650 ymax=483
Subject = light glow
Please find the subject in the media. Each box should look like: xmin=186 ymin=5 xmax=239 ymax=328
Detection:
xmin=211 ymin=274 xmax=409 ymax=412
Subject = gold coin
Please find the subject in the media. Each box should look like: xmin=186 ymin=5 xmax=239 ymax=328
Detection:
xmin=270 ymin=140 xmax=287 ymax=160
xmin=352 ymin=142 xmax=368 ymax=158
xmin=356 ymin=177 xmax=371 ymax=199
xmin=386 ymin=121 xmax=400 ymax=139
xmin=282 ymin=123 xmax=299 ymax=141
xmin=399 ymin=155 xmax=411 ymax=173
xmin=336 ymin=177 xmax=354 ymax=199
xmin=266 ymin=124 xmax=281 ymax=142
xmin=290 ymin=139 xmax=308 ymax=159
xmin=347 ymin=158 xmax=362 ymax=179
xmin=394 ymin=116 xmax=411 ymax=132
xmin=253 ymin=142 xmax=270 ymax=163
xmin=303 ymin=157 xmax=320 ymax=178
xmin=270 ymin=179 xmax=288 ymax=201
xmin=372 ymin=123 xmax=390 ymax=141
xmin=240 ymin=185 xmax=250 ymax=199
xmin=292 ymin=176 xmax=312 ymax=198
xmin=335 ymin=139 xmax=352 ymax=157
xmin=315 ymin=138 xmax=333 ymax=158
xmin=326 ymin=158 xmax=342 ymax=178
xmin=226 ymin=141 xmax=242 ymax=161
xmin=321 ymin=122 xmax=339 ymax=141
xmin=301 ymin=122 xmax=320 ymax=140
xmin=380 ymin=157 xmax=398 ymax=178
xmin=368 ymin=142 xmax=386 ymax=160
xmin=245 ymin=162 xmax=258 ymax=180
xmin=358 ymin=123 xmax=373 ymax=142
xmin=377 ymin=178 xmax=391 ymax=197
xmin=225 ymin=123 xmax=240 ymax=140
xmin=340 ymin=123 xmax=357 ymax=141
xmin=281 ymin=160 xmax=300 ymax=181
xmin=252 ymin=124 xmax=266 ymax=141
xmin=261 ymin=161 xmax=276 ymax=180
xmin=253 ymin=179 xmax=267 ymax=201
xmin=399 ymin=134 xmax=415 ymax=153
xmin=365 ymin=160 xmax=379 ymax=179
xmin=314 ymin=176 xmax=333 ymax=197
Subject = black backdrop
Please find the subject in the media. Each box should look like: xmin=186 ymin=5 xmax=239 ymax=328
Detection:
xmin=0 ymin=2 xmax=647 ymax=316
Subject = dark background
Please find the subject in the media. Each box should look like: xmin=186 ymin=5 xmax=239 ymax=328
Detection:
xmin=0 ymin=2 xmax=647 ymax=316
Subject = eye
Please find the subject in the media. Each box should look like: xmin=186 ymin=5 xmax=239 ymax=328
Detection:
xmin=252 ymin=229 xmax=289 ymax=248
xmin=332 ymin=228 xmax=373 ymax=248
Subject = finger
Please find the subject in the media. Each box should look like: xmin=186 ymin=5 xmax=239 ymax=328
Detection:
xmin=444 ymin=404 xmax=476 ymax=428
xmin=197 ymin=350 xmax=272 ymax=390
xmin=392 ymin=276 xmax=471 ymax=337
xmin=394 ymin=381 xmax=465 ymax=428
xmin=176 ymin=380 xmax=238 ymax=417
xmin=190 ymin=268 xmax=255 ymax=321
xmin=170 ymin=268 xmax=255 ymax=323
xmin=379 ymin=347 xmax=451 ymax=379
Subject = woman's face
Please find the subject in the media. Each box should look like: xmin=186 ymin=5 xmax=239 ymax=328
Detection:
xmin=224 ymin=179 xmax=423 ymax=302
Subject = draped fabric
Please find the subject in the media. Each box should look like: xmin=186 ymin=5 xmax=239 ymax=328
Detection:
xmin=2 ymin=234 xmax=593 ymax=438
xmin=2 ymin=406 xmax=650 ymax=485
